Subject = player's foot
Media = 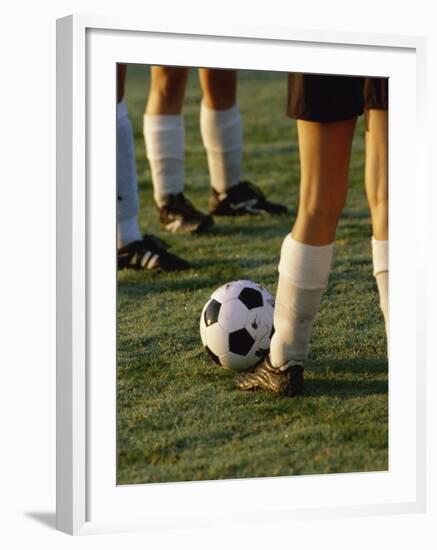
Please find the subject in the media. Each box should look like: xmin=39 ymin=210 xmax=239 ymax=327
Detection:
xmin=157 ymin=193 xmax=214 ymax=233
xmin=117 ymin=234 xmax=190 ymax=271
xmin=209 ymin=181 xmax=288 ymax=216
xmin=234 ymin=356 xmax=304 ymax=396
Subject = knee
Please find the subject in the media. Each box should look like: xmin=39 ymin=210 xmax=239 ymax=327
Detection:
xmin=367 ymin=191 xmax=388 ymax=212
xmin=295 ymin=205 xmax=342 ymax=241
xmin=299 ymin=204 xmax=343 ymax=227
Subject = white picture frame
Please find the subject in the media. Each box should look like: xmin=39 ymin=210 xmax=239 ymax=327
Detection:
xmin=56 ymin=14 xmax=427 ymax=536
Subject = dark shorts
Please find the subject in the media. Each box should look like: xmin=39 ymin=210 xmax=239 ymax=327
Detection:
xmin=287 ymin=74 xmax=388 ymax=122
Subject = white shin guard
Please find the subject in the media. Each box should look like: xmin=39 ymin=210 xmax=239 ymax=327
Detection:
xmin=372 ymin=237 xmax=389 ymax=337
xmin=143 ymin=114 xmax=185 ymax=207
xmin=117 ymin=101 xmax=141 ymax=247
xmin=200 ymin=102 xmax=242 ymax=193
xmin=270 ymin=235 xmax=334 ymax=369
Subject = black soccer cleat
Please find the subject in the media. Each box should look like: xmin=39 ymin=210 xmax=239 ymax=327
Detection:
xmin=234 ymin=356 xmax=304 ymax=396
xmin=209 ymin=181 xmax=288 ymax=216
xmin=117 ymin=234 xmax=190 ymax=271
xmin=157 ymin=193 xmax=214 ymax=234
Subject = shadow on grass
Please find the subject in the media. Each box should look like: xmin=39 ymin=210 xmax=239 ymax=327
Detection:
xmin=305 ymin=377 xmax=387 ymax=399
xmin=309 ymin=357 xmax=387 ymax=371
xmin=118 ymin=257 xmax=278 ymax=295
xmin=305 ymin=357 xmax=388 ymax=398
xmin=328 ymin=267 xmax=373 ymax=285
xmin=118 ymin=275 xmax=214 ymax=296
xmin=208 ymin=219 xmax=294 ymax=238
xmin=193 ymin=256 xmax=274 ymax=270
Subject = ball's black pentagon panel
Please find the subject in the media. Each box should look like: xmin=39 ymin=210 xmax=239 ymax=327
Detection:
xmin=238 ymin=287 xmax=263 ymax=310
xmin=204 ymin=299 xmax=221 ymax=326
xmin=229 ymin=328 xmax=255 ymax=356
xmin=204 ymin=345 xmax=221 ymax=365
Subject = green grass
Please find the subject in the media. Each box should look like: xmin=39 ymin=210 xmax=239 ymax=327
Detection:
xmin=117 ymin=66 xmax=388 ymax=484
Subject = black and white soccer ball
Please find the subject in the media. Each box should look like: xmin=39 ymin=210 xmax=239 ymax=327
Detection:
xmin=200 ymin=280 xmax=275 ymax=372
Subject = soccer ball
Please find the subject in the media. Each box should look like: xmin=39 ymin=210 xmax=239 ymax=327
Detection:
xmin=200 ymin=280 xmax=275 ymax=372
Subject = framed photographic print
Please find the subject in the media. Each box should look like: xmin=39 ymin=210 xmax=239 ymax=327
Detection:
xmin=56 ymin=14 xmax=427 ymax=535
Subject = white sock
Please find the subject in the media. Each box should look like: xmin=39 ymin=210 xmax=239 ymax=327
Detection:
xmin=117 ymin=216 xmax=141 ymax=249
xmin=270 ymin=235 xmax=334 ymax=369
xmin=117 ymin=100 xmax=142 ymax=248
xmin=200 ymin=102 xmax=242 ymax=193
xmin=143 ymin=114 xmax=184 ymax=207
xmin=372 ymin=237 xmax=389 ymax=337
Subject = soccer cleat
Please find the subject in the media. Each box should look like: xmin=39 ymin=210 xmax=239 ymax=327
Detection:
xmin=234 ymin=356 xmax=304 ymax=396
xmin=209 ymin=181 xmax=288 ymax=216
xmin=117 ymin=234 xmax=190 ymax=271
xmin=157 ymin=193 xmax=214 ymax=234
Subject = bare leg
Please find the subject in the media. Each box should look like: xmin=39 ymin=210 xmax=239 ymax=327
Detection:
xmin=365 ymin=109 xmax=389 ymax=336
xmin=365 ymin=109 xmax=388 ymax=240
xmin=270 ymin=118 xmax=357 ymax=367
xmin=237 ymin=117 xmax=358 ymax=393
xmin=292 ymin=118 xmax=357 ymax=245
xmin=198 ymin=68 xmax=237 ymax=110
xmin=146 ymin=66 xmax=189 ymax=115
xmin=236 ymin=117 xmax=358 ymax=393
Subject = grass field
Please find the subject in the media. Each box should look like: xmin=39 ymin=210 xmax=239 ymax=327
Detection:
xmin=117 ymin=66 xmax=388 ymax=484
